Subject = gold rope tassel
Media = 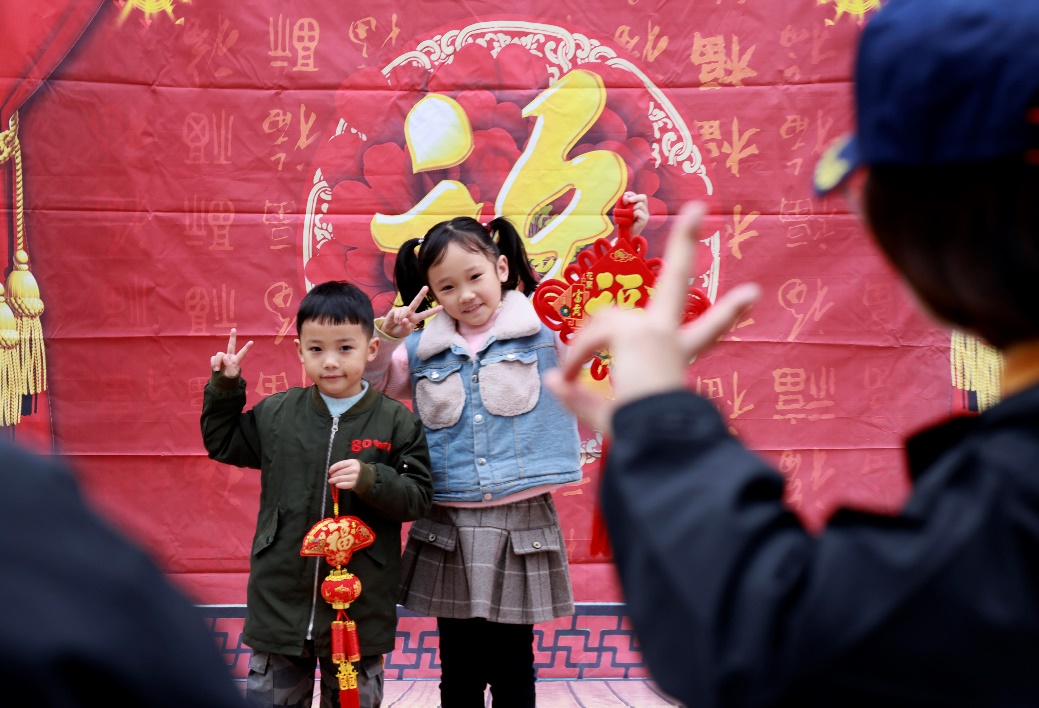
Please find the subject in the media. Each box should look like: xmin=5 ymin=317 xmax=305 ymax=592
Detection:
xmin=950 ymin=330 xmax=1004 ymax=412
xmin=0 ymin=284 xmax=24 ymax=426
xmin=6 ymin=250 xmax=45 ymax=394
xmin=1 ymin=111 xmax=46 ymax=396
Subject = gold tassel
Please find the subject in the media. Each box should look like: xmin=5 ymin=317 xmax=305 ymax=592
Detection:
xmin=0 ymin=284 xmax=23 ymax=426
xmin=6 ymin=250 xmax=45 ymax=395
xmin=950 ymin=330 xmax=1004 ymax=412
xmin=1 ymin=111 xmax=46 ymax=397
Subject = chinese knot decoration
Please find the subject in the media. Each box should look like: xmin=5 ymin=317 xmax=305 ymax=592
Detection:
xmin=300 ymin=489 xmax=375 ymax=708
xmin=532 ymin=197 xmax=712 ymax=559
xmin=533 ymin=197 xmax=711 ymax=380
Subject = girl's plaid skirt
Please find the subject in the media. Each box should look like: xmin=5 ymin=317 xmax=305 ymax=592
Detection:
xmin=398 ymin=493 xmax=575 ymax=624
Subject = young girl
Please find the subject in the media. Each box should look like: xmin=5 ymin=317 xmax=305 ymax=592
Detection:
xmin=366 ymin=193 xmax=647 ymax=706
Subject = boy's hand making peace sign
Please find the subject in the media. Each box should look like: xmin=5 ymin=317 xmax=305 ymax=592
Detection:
xmin=379 ymin=286 xmax=444 ymax=339
xmin=210 ymin=328 xmax=254 ymax=378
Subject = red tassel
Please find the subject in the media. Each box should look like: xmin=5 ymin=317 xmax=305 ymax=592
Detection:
xmin=339 ymin=689 xmax=361 ymax=708
xmin=336 ymin=661 xmax=361 ymax=708
xmin=331 ymin=619 xmax=347 ymax=663
xmin=345 ymin=618 xmax=361 ymax=663
xmin=589 ymin=437 xmax=613 ymax=558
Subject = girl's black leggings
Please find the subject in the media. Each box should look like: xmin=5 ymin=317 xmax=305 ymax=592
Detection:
xmin=437 ymin=617 xmax=536 ymax=707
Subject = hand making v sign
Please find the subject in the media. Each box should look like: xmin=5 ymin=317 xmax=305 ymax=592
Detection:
xmin=210 ymin=328 xmax=254 ymax=378
xmin=379 ymin=286 xmax=444 ymax=339
xmin=545 ymin=201 xmax=761 ymax=435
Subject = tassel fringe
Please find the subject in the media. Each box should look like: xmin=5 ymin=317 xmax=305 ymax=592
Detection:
xmin=0 ymin=285 xmax=23 ymax=426
xmin=950 ymin=330 xmax=1004 ymax=412
xmin=1 ymin=112 xmax=47 ymax=420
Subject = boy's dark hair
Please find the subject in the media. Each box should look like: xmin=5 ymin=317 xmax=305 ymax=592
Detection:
xmin=864 ymin=160 xmax=1039 ymax=349
xmin=393 ymin=216 xmax=540 ymax=314
xmin=295 ymin=280 xmax=375 ymax=338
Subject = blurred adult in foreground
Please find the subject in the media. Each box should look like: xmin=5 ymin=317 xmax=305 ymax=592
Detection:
xmin=547 ymin=0 xmax=1039 ymax=704
xmin=0 ymin=439 xmax=247 ymax=707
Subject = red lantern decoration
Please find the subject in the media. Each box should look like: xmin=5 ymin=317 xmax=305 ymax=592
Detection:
xmin=321 ymin=568 xmax=362 ymax=609
xmin=300 ymin=486 xmax=374 ymax=708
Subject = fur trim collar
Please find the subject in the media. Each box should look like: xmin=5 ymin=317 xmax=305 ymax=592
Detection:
xmin=416 ymin=290 xmax=541 ymax=359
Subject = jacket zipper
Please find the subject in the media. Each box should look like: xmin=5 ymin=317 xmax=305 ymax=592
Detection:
xmin=306 ymin=415 xmax=340 ymax=641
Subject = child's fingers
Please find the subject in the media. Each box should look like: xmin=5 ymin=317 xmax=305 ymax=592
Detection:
xmin=236 ymin=340 xmax=254 ymax=364
xmin=623 ymin=191 xmax=647 ymax=207
xmin=407 ymin=286 xmax=429 ymax=314
xmin=676 ymin=283 xmax=761 ymax=358
xmin=211 ymin=353 xmax=224 ymax=372
xmin=544 ymin=369 xmax=614 ymax=434
xmin=411 ymin=304 xmax=443 ymax=323
xmin=556 ymin=309 xmax=622 ymax=381
xmin=651 ymin=201 xmax=706 ymax=326
xmin=227 ymin=328 xmax=237 ymax=356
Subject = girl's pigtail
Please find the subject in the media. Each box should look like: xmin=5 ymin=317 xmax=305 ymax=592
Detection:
xmin=489 ymin=216 xmax=539 ymax=294
xmin=394 ymin=237 xmax=434 ymax=313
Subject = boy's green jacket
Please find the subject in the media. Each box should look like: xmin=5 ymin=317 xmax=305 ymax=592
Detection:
xmin=201 ymin=373 xmax=434 ymax=657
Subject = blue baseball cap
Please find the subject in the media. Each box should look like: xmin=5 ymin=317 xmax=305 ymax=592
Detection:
xmin=814 ymin=0 xmax=1039 ymax=196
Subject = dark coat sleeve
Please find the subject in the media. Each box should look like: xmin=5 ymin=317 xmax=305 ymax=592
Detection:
xmin=602 ymin=391 xmax=1004 ymax=708
xmin=0 ymin=441 xmax=247 ymax=707
xmin=356 ymin=406 xmax=434 ymax=523
xmin=200 ymin=372 xmax=262 ymax=469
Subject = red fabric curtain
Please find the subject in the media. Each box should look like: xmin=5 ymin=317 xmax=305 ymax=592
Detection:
xmin=0 ymin=1 xmax=106 ymax=124
xmin=1 ymin=0 xmax=104 ymax=444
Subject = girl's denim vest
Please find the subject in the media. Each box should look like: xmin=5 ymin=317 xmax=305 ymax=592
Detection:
xmin=405 ymin=321 xmax=582 ymax=503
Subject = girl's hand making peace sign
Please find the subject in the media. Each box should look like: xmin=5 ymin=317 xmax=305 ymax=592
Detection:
xmin=210 ymin=328 xmax=254 ymax=378
xmin=380 ymin=286 xmax=443 ymax=339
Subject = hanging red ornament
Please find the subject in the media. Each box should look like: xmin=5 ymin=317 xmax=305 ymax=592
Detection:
xmin=300 ymin=485 xmax=375 ymax=708
xmin=321 ymin=568 xmax=362 ymax=608
xmin=533 ymin=197 xmax=711 ymax=380
xmin=533 ymin=197 xmax=712 ymax=557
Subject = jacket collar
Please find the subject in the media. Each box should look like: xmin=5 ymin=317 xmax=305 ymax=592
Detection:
xmin=308 ymin=381 xmax=379 ymax=417
xmin=905 ymin=381 xmax=1039 ymax=480
xmin=416 ymin=290 xmax=541 ymax=360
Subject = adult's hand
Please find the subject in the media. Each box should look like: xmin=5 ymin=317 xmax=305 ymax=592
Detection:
xmin=545 ymin=201 xmax=761 ymax=434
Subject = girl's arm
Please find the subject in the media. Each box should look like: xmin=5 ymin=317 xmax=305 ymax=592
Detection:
xmin=365 ymin=321 xmax=412 ymax=402
xmin=367 ymin=286 xmax=443 ymax=401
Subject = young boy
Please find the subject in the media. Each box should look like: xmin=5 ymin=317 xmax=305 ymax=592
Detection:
xmin=201 ymin=280 xmax=433 ymax=708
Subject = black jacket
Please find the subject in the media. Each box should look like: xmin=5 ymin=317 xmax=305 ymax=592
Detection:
xmin=201 ymin=375 xmax=433 ymax=656
xmin=0 ymin=441 xmax=246 ymax=707
xmin=603 ymin=386 xmax=1039 ymax=707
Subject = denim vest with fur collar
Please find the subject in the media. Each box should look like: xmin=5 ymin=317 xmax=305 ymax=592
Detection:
xmin=404 ymin=290 xmax=582 ymax=502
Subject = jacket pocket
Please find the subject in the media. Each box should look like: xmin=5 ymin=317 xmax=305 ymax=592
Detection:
xmin=251 ymin=507 xmax=278 ymax=556
xmin=480 ymin=350 xmax=540 ymax=417
xmin=414 ymin=363 xmax=465 ymax=430
xmin=509 ymin=527 xmax=561 ymax=556
xmin=248 ymin=651 xmax=270 ymax=676
xmin=408 ymin=518 xmax=458 ymax=552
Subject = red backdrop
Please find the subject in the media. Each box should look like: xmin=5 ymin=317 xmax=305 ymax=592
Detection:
xmin=2 ymin=0 xmax=956 ymax=607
